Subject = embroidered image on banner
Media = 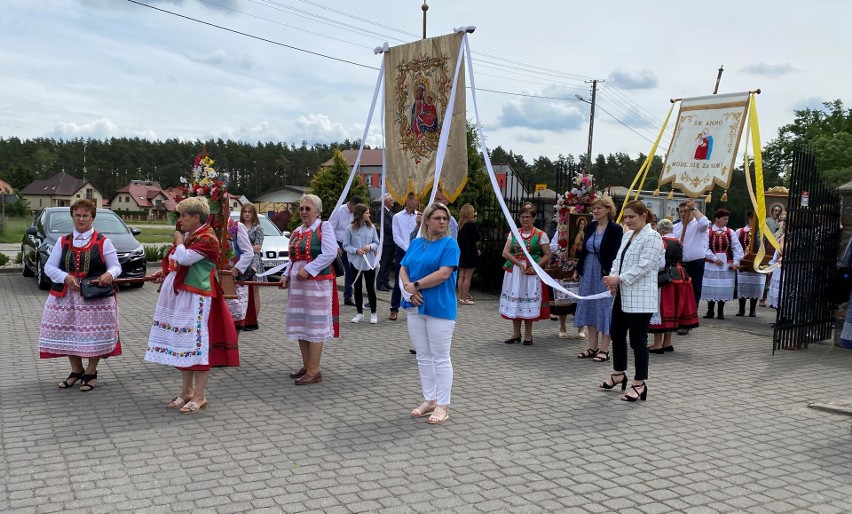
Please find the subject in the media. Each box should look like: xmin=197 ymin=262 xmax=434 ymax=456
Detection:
xmin=384 ymin=33 xmax=467 ymax=204
xmin=660 ymin=92 xmax=750 ymax=197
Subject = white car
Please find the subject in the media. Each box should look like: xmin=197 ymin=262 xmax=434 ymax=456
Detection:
xmin=230 ymin=213 xmax=290 ymax=276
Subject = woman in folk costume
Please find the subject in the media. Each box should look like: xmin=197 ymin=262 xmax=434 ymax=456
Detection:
xmin=701 ymin=208 xmax=744 ymax=320
xmin=648 ymin=219 xmax=699 ymax=353
xmin=734 ymin=211 xmax=766 ymax=317
xmin=39 ymin=199 xmax=122 ymax=392
xmin=146 ymin=197 xmax=239 ymax=414
xmin=278 ymin=194 xmax=338 ymax=386
xmin=599 ymin=201 xmax=664 ymax=402
xmin=224 ymin=215 xmax=254 ymax=330
xmin=240 ymin=203 xmax=265 ymax=331
xmin=500 ymin=203 xmax=552 ymax=346
xmin=767 ymin=215 xmax=787 ymax=309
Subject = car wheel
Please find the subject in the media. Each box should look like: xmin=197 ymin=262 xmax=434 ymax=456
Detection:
xmin=21 ymin=246 xmax=34 ymax=277
xmin=36 ymin=256 xmax=52 ymax=290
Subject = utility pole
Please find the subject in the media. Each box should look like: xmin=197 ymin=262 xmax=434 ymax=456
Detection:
xmin=713 ymin=65 xmax=724 ymax=94
xmin=579 ymin=79 xmax=603 ymax=175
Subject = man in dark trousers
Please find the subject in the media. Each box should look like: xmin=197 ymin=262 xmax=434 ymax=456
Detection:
xmin=375 ymin=193 xmax=396 ymax=291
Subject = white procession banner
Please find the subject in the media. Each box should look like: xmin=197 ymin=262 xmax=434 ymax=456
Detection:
xmin=660 ymin=92 xmax=750 ymax=197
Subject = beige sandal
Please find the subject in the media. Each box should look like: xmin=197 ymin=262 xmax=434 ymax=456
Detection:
xmin=179 ymin=399 xmax=208 ymax=414
xmin=411 ymin=401 xmax=436 ymax=417
xmin=427 ymin=405 xmax=450 ymax=424
xmin=167 ymin=394 xmax=192 ymax=409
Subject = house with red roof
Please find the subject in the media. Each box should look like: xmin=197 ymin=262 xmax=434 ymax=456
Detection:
xmin=20 ymin=171 xmax=104 ymax=210
xmin=110 ymin=180 xmax=177 ymax=220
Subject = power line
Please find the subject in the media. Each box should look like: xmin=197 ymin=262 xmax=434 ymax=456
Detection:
xmin=125 ymin=0 xmax=379 ymax=70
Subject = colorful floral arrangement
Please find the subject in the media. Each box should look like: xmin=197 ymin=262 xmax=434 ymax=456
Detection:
xmin=175 ymin=152 xmax=227 ymax=205
xmin=170 ymin=150 xmax=234 ymax=261
xmin=552 ymin=174 xmax=597 ymax=273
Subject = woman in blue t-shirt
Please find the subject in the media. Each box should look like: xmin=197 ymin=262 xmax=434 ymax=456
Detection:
xmin=399 ymin=202 xmax=461 ymax=425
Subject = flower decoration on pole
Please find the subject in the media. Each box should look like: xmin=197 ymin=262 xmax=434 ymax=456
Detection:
xmin=171 ymin=148 xmax=234 ymax=261
xmin=552 ymin=174 xmax=597 ymax=273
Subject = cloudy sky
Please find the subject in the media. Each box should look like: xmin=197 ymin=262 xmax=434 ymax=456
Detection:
xmin=2 ymin=0 xmax=850 ymax=165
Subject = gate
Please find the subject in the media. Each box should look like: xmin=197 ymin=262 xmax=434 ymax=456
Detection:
xmin=474 ymin=162 xmax=582 ymax=294
xmin=773 ymin=148 xmax=842 ymax=353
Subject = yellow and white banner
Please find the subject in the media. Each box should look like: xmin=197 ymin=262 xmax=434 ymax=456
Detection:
xmin=384 ymin=33 xmax=467 ymax=204
xmin=660 ymin=92 xmax=750 ymax=197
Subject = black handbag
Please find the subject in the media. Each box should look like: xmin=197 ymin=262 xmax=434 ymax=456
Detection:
xmin=332 ymin=255 xmax=345 ymax=277
xmin=657 ymin=267 xmax=676 ymax=287
xmin=80 ymin=278 xmax=115 ymax=300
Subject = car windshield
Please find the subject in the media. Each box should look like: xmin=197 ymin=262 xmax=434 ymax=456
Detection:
xmin=230 ymin=214 xmax=283 ymax=237
xmin=47 ymin=212 xmax=130 ymax=235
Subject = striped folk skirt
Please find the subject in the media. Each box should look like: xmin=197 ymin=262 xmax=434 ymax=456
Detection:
xmin=286 ymin=260 xmax=338 ymax=343
xmin=39 ymin=292 xmax=121 ymax=359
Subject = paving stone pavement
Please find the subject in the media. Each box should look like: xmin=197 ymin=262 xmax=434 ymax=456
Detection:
xmin=2 ymin=272 xmax=852 ymax=513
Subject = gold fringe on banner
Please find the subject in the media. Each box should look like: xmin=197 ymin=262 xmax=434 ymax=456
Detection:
xmin=720 ymin=190 xmax=728 ymax=202
xmin=666 ymin=189 xmax=674 ymax=200
xmin=705 ymin=191 xmax=712 ymax=203
xmin=653 ymin=187 xmax=660 ymax=196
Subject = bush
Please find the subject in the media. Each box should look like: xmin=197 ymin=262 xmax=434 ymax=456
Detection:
xmin=270 ymin=209 xmax=292 ymax=232
xmin=15 ymin=251 xmax=22 ymax=264
xmin=0 ymin=253 xmax=8 ymax=266
xmin=145 ymin=244 xmax=171 ymax=262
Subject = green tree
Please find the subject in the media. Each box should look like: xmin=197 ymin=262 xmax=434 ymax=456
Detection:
xmin=763 ymin=99 xmax=852 ymax=188
xmin=307 ymin=149 xmax=370 ymax=220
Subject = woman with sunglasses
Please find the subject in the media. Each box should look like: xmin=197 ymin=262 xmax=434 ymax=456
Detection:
xmin=278 ymin=194 xmax=338 ymax=385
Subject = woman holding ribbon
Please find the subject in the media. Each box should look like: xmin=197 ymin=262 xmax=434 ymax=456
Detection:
xmin=499 ymin=203 xmax=552 ymax=346
xmin=344 ymin=203 xmax=380 ymax=324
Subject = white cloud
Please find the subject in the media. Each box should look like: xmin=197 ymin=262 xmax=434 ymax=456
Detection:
xmin=515 ymin=132 xmax=546 ymax=144
xmin=498 ymin=96 xmax=584 ymax=132
xmin=49 ymin=118 xmax=120 ymax=139
xmin=608 ymin=69 xmax=658 ymax=90
xmin=740 ymin=62 xmax=795 ymax=76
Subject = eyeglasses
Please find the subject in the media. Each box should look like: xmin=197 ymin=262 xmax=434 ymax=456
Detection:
xmin=473 ymin=213 xmax=478 ymax=218
xmin=430 ymin=216 xmax=449 ymax=222
xmin=298 ymin=206 xmax=312 ymax=212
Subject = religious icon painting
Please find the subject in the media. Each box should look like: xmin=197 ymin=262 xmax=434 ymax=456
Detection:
xmin=383 ymin=33 xmax=467 ymax=205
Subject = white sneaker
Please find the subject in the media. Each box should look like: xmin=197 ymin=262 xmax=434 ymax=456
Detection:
xmin=350 ymin=314 xmax=364 ymax=323
xmin=370 ymin=313 xmax=378 ymax=324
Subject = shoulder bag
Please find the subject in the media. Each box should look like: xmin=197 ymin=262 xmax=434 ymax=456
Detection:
xmin=80 ymin=277 xmax=115 ymax=300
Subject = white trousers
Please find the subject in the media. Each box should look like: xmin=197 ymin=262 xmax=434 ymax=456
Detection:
xmin=406 ymin=311 xmax=455 ymax=405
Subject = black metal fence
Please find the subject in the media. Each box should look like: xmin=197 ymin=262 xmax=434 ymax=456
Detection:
xmin=473 ymin=162 xmax=582 ymax=293
xmin=773 ymin=148 xmax=842 ymax=352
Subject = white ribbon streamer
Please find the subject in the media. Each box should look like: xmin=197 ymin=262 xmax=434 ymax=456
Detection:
xmin=462 ymin=34 xmax=610 ymax=301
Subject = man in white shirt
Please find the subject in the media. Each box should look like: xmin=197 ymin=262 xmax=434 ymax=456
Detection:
xmin=671 ymin=198 xmax=709 ymax=333
xmin=328 ymin=195 xmax=362 ymax=306
xmin=389 ymin=192 xmax=418 ymax=320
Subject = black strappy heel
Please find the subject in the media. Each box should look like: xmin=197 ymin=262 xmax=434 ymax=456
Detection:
xmin=79 ymin=372 xmax=98 ymax=392
xmin=504 ymin=336 xmax=522 ymax=344
xmin=599 ymin=372 xmax=627 ymax=391
xmin=58 ymin=370 xmax=84 ymax=389
xmin=621 ymin=383 xmax=648 ymax=402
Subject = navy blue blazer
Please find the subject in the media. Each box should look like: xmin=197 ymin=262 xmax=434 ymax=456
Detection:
xmin=576 ymin=219 xmax=622 ymax=277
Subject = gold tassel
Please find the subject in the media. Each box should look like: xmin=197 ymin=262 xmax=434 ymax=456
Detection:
xmin=653 ymin=187 xmax=660 ymax=196
xmin=720 ymin=190 xmax=728 ymax=203
xmin=666 ymin=189 xmax=674 ymax=200
xmin=705 ymin=191 xmax=712 ymax=203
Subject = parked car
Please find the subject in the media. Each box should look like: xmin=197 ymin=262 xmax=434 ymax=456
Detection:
xmin=22 ymin=207 xmax=147 ymax=290
xmin=229 ymin=213 xmax=290 ymax=277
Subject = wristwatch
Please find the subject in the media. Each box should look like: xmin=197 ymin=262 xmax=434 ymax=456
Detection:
xmin=413 ymin=281 xmax=421 ymax=290
xmin=692 ymin=206 xmax=698 ymax=211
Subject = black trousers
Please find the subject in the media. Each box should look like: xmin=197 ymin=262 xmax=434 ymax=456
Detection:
xmin=611 ymin=294 xmax=652 ymax=381
xmin=353 ymin=267 xmax=377 ymax=314
xmin=377 ymin=245 xmax=396 ymax=287
xmin=338 ymin=242 xmax=356 ymax=302
xmin=683 ymin=259 xmax=705 ymax=306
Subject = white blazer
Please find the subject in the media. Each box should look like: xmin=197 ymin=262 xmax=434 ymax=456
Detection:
xmin=610 ymin=223 xmax=665 ymax=313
